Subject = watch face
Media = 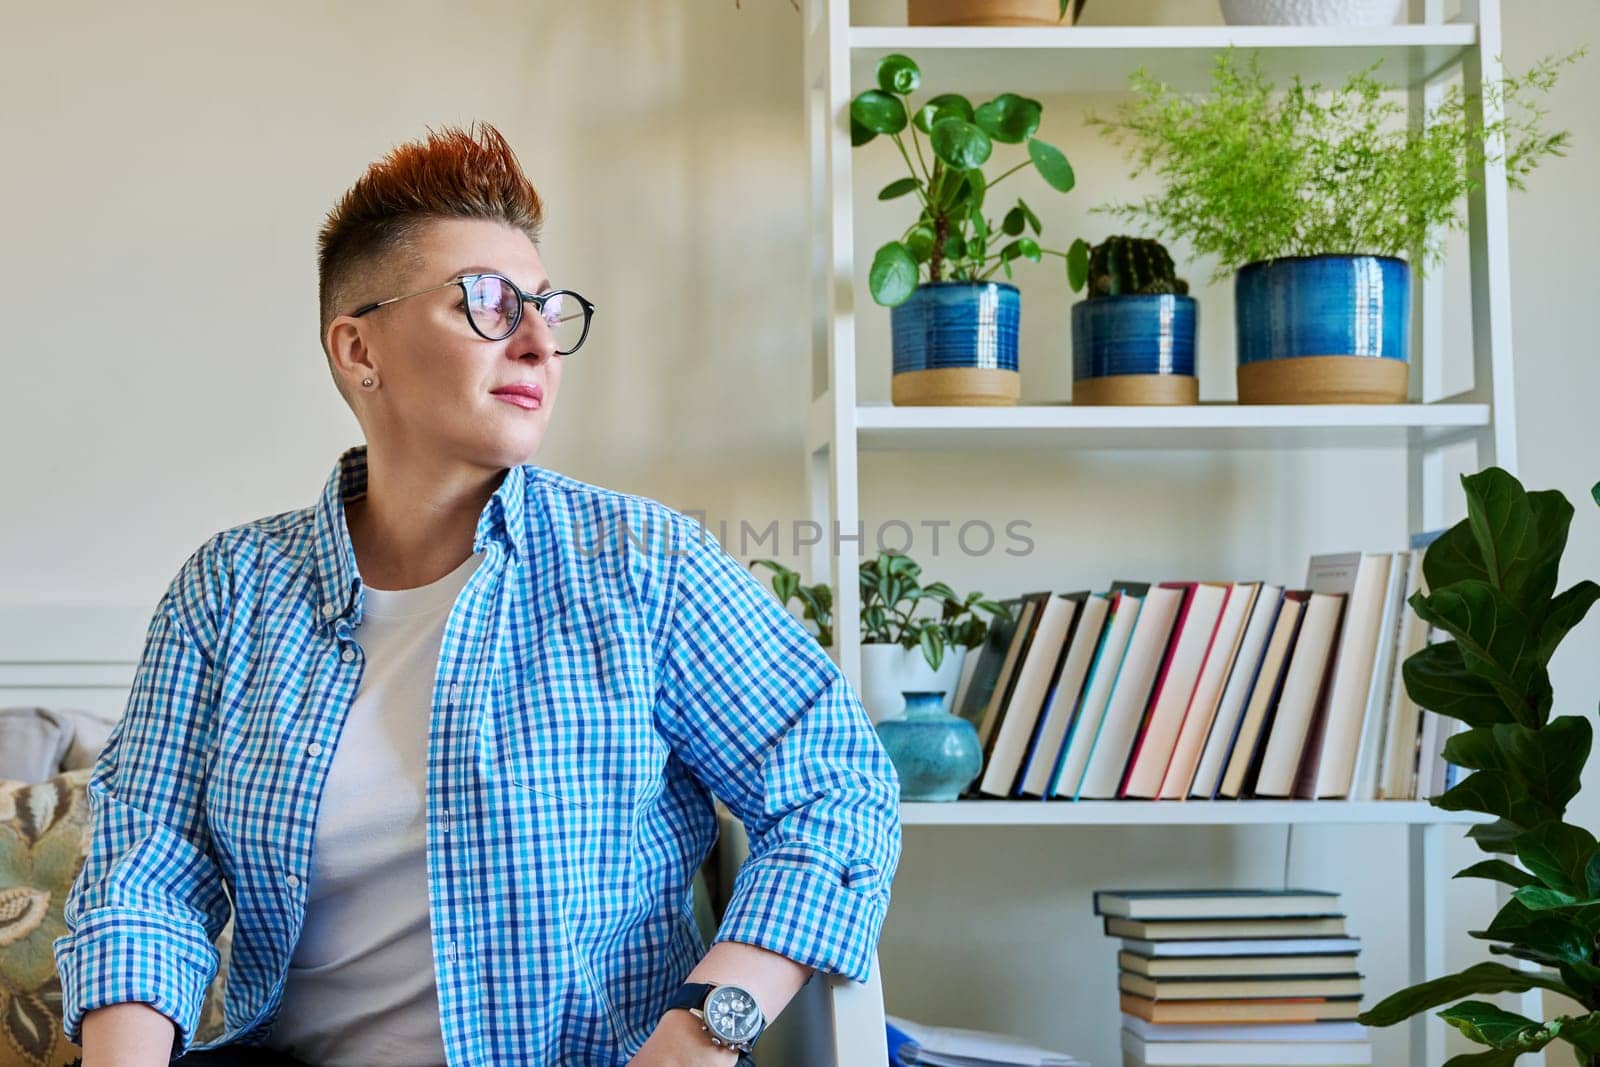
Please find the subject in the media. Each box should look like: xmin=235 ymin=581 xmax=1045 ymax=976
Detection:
xmin=704 ymin=985 xmax=763 ymax=1042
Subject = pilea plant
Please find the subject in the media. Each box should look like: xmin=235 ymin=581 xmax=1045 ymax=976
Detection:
xmin=849 ymin=52 xmax=1092 ymax=306
xmin=751 ymin=551 xmax=1011 ymax=672
xmin=1358 ymin=469 xmax=1600 ymax=1065
xmin=1084 ymin=235 xmax=1190 ymax=297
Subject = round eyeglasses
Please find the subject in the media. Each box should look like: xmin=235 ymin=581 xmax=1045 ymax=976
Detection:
xmin=351 ymin=272 xmax=595 ymax=354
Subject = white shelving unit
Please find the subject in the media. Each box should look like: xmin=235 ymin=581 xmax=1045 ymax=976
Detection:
xmin=799 ymin=1 xmax=1530 ymax=1065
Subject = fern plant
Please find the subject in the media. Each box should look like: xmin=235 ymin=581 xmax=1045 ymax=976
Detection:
xmin=1087 ymin=47 xmax=1581 ymax=282
xmin=1358 ymin=469 xmax=1600 ymax=1066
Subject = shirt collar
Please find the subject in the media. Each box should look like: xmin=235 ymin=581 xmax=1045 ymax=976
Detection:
xmin=311 ymin=444 xmax=529 ymax=630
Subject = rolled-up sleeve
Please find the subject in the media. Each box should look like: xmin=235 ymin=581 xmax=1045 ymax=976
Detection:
xmin=651 ymin=515 xmax=902 ymax=984
xmin=52 ymin=555 xmax=233 ymax=1056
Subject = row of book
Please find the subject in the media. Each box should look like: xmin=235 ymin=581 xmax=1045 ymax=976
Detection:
xmin=1095 ymin=889 xmax=1372 ymax=1066
xmin=951 ymin=537 xmax=1460 ymax=802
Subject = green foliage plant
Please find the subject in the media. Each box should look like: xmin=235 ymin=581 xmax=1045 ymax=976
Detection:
xmin=850 ymin=52 xmax=1094 ymax=306
xmin=1358 ymin=468 xmax=1600 ymax=1066
xmin=751 ymin=551 xmax=1011 ymax=672
xmin=1087 ymin=47 xmax=1582 ymax=283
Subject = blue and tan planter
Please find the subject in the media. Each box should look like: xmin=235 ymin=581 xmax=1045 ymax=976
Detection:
xmin=891 ymin=280 xmax=1021 ymax=406
xmin=1070 ymin=293 xmax=1198 ymax=405
xmin=1235 ymin=254 xmax=1411 ymax=404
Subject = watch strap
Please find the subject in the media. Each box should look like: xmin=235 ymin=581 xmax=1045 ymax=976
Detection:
xmin=666 ymin=981 xmax=717 ymax=1013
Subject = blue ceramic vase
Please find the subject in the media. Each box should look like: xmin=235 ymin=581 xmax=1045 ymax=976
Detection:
xmin=890 ymin=281 xmax=1021 ymax=406
xmin=875 ymin=689 xmax=983 ymax=802
xmin=1235 ymin=254 xmax=1411 ymax=403
xmin=1071 ymin=293 xmax=1198 ymax=405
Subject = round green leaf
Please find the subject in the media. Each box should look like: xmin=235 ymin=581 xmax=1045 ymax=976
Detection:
xmin=850 ymin=116 xmax=877 ymax=146
xmin=869 ymin=241 xmax=919 ymax=307
xmin=912 ymin=93 xmax=974 ymax=134
xmin=1027 ymin=137 xmax=1076 ymax=192
xmin=878 ymin=177 xmax=921 ymax=201
xmin=942 ymin=234 xmax=965 ymax=258
xmin=1067 ymin=237 xmax=1091 ymax=292
xmin=1002 ymin=207 xmax=1026 ymax=236
xmin=905 ymin=224 xmax=936 ymax=261
xmin=930 ymin=118 xmax=992 ymax=170
xmin=875 ymin=53 xmax=921 ymax=95
xmin=852 ymin=90 xmax=908 ymax=136
xmin=974 ymin=93 xmax=1042 ymax=144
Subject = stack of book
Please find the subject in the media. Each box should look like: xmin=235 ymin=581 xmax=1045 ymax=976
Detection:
xmin=951 ymin=533 xmax=1462 ymax=803
xmin=885 ymin=1013 xmax=1087 ymax=1066
xmin=1094 ymin=889 xmax=1371 ymax=1066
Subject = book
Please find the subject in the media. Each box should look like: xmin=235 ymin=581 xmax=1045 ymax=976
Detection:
xmin=1017 ymin=592 xmax=1111 ymax=797
xmin=1121 ymin=1014 xmax=1368 ymax=1042
xmin=1377 ymin=552 xmax=1430 ymax=799
xmin=1119 ymin=972 xmax=1364 ymax=1000
xmin=1118 ymin=951 xmax=1361 ymax=978
xmin=1105 ymin=916 xmax=1349 ymax=940
xmin=1253 ymin=591 xmax=1346 ymax=797
xmin=1189 ymin=585 xmax=1282 ymax=799
xmin=1120 ymin=1029 xmax=1371 ymax=1066
xmin=1119 ymin=994 xmax=1362 ymax=1024
xmin=1306 ymin=552 xmax=1394 ymax=797
xmin=1093 ymin=889 xmax=1342 ymax=920
xmin=1349 ymin=551 xmax=1410 ymax=801
xmin=1218 ymin=591 xmax=1308 ymax=799
xmin=1078 ymin=583 xmax=1187 ymax=799
xmin=1160 ymin=582 xmax=1261 ymax=799
xmin=1120 ymin=936 xmax=1361 ymax=958
xmin=885 ymin=1014 xmax=1085 ymax=1067
xmin=979 ymin=592 xmax=1083 ymax=797
xmin=975 ymin=591 xmax=1051 ymax=759
xmin=1121 ymin=582 xmax=1231 ymax=798
xmin=955 ymin=595 xmax=1024 ymax=730
xmin=1053 ymin=589 xmax=1143 ymax=799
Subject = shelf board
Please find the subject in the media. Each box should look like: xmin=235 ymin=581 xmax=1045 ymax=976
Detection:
xmin=808 ymin=399 xmax=1490 ymax=452
xmin=848 ymin=24 xmax=1476 ymax=94
xmin=900 ymin=799 xmax=1485 ymax=826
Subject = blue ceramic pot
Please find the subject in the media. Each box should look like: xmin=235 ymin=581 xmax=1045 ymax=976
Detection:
xmin=891 ymin=281 xmax=1020 ymax=376
xmin=1235 ymin=254 xmax=1410 ymax=365
xmin=875 ymin=689 xmax=983 ymax=803
xmin=1071 ymin=293 xmax=1197 ymax=380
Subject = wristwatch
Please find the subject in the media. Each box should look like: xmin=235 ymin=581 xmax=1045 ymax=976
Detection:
xmin=665 ymin=980 xmax=767 ymax=1054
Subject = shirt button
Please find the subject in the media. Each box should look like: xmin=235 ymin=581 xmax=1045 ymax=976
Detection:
xmin=445 ymin=940 xmax=457 ymax=962
xmin=307 ymin=742 xmax=323 ymax=757
xmin=286 ymin=874 xmax=300 ymax=888
xmin=321 ymin=604 xmax=335 ymax=619
xmin=340 ymin=647 xmax=356 ymax=663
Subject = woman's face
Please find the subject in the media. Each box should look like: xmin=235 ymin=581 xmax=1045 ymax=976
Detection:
xmin=338 ymin=217 xmax=566 ymax=470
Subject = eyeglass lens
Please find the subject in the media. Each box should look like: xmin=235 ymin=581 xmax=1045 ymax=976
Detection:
xmin=465 ymin=275 xmax=589 ymax=353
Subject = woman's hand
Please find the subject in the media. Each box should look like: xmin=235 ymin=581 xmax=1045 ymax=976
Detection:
xmin=626 ymin=1008 xmax=743 ymax=1066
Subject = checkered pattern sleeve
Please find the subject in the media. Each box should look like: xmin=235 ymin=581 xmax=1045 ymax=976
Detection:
xmin=652 ymin=517 xmax=902 ymax=984
xmin=53 ymin=552 xmax=233 ymax=1057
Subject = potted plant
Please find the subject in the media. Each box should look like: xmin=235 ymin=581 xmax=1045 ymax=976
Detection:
xmin=1358 ymin=470 xmax=1600 ymax=1065
xmin=909 ymin=0 xmax=1084 ymax=28
xmin=1219 ymin=0 xmax=1402 ymax=24
xmin=751 ymin=550 xmax=1011 ymax=726
xmin=851 ymin=52 xmax=1088 ymax=406
xmin=1089 ymin=48 xmax=1579 ymax=404
xmin=1068 ymin=235 xmax=1197 ymax=405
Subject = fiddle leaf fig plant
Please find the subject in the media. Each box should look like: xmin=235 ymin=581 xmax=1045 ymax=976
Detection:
xmin=1358 ymin=468 xmax=1600 ymax=1066
xmin=850 ymin=52 xmax=1092 ymax=306
xmin=751 ymin=551 xmax=1011 ymax=672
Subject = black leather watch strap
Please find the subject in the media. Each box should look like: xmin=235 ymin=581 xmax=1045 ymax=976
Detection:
xmin=666 ymin=981 xmax=716 ymax=1013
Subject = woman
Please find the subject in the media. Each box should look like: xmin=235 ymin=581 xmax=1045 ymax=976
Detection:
xmin=54 ymin=122 xmax=902 ymax=1067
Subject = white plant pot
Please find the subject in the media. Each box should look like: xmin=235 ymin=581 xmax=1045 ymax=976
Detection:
xmin=858 ymin=642 xmax=968 ymax=726
xmin=1219 ymin=0 xmax=1403 ymax=24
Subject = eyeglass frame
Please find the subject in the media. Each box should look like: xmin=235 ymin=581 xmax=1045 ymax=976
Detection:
xmin=349 ymin=272 xmax=596 ymax=353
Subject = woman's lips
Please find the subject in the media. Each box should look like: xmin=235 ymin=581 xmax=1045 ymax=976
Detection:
xmin=493 ymin=393 xmax=541 ymax=410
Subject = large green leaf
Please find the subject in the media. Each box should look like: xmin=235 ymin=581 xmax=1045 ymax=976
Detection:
xmin=1026 ymin=137 xmax=1075 ymax=192
xmin=1557 ymin=1012 xmax=1600 ymax=1056
xmin=1358 ymin=961 xmax=1575 ymax=1027
xmin=974 ymin=92 xmax=1042 ymax=143
xmin=1471 ymin=818 xmax=1527 ymax=855
xmin=1067 ymin=238 xmax=1091 ymax=293
xmin=1536 ymin=580 xmax=1600 ymax=664
xmin=875 ymin=53 xmax=920 ymax=95
xmin=1557 ymin=958 xmax=1600 ymax=1003
xmin=878 ymin=177 xmax=921 ymax=201
xmin=912 ymin=93 xmax=974 ymax=134
xmin=868 ymin=242 xmax=919 ymax=307
xmin=1515 ymin=821 xmax=1598 ymax=895
xmin=1425 ymin=520 xmax=1493 ymax=591
xmin=1404 ymin=640 xmax=1515 ymax=728
xmin=852 ymin=90 xmax=908 ymax=135
xmin=1441 ymin=1048 xmax=1524 ymax=1067
xmin=1439 ymin=1001 xmax=1549 ymax=1051
xmin=1410 ymin=583 xmax=1542 ymax=725
xmin=1473 ymin=898 xmax=1593 ymax=966
xmin=1456 ymin=859 xmax=1538 ymax=889
xmin=930 ymin=118 xmax=992 ymax=170
xmin=1500 ymin=716 xmax=1590 ymax=820
xmin=850 ymin=116 xmax=877 ymax=146
xmin=1461 ymin=469 xmax=1574 ymax=614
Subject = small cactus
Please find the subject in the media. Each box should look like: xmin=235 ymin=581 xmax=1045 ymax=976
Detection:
xmin=1087 ymin=236 xmax=1190 ymax=297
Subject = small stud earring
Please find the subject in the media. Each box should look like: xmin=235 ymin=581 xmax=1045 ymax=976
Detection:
xmin=362 ymin=377 xmax=375 ymax=389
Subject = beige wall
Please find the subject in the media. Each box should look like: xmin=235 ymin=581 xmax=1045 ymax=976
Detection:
xmin=3 ymin=1 xmax=1595 ymax=1064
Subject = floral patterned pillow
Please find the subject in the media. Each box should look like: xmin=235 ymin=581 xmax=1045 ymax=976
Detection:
xmin=0 ymin=769 xmax=231 ymax=1067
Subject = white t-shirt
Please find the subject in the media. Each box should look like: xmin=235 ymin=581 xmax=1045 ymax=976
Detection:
xmin=264 ymin=549 xmax=485 ymax=1067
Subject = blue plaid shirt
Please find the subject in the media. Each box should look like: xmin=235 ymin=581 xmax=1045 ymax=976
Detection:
xmin=54 ymin=444 xmax=902 ymax=1064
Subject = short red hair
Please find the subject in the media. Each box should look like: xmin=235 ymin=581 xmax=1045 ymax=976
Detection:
xmin=316 ymin=121 xmax=545 ymax=360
